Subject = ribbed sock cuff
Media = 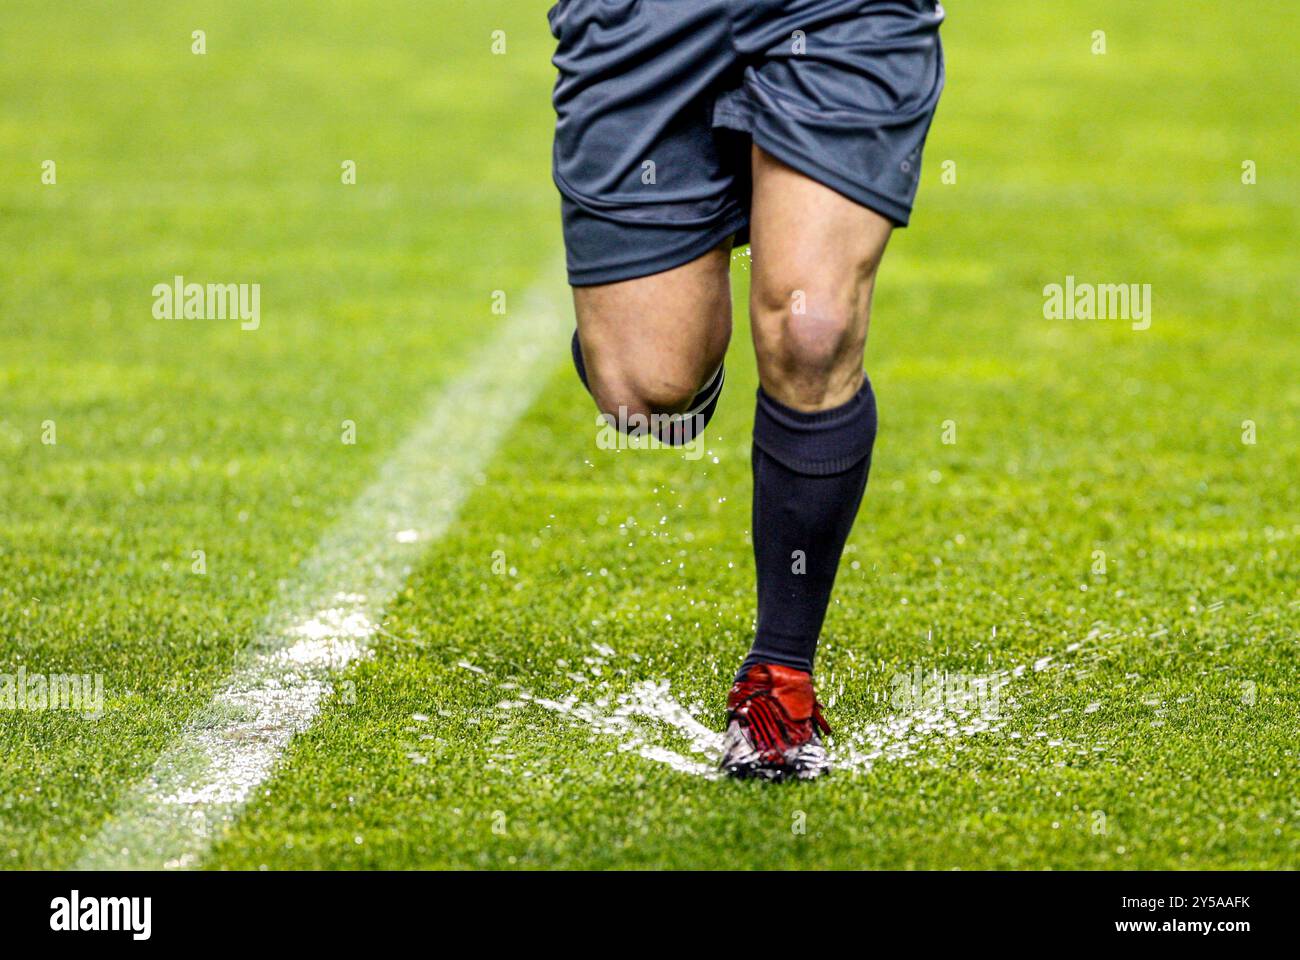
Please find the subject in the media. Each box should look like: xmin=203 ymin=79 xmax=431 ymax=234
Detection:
xmin=753 ymin=377 xmax=877 ymax=476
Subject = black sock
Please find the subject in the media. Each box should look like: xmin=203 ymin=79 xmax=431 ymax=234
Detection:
xmin=571 ymin=329 xmax=725 ymax=446
xmin=738 ymin=379 xmax=878 ymax=679
xmin=570 ymin=328 xmax=592 ymax=390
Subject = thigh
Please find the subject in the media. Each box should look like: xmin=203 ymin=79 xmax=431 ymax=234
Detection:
xmin=748 ymin=144 xmax=892 ymax=408
xmin=574 ymin=238 xmax=734 ymax=409
xmin=735 ymin=0 xmax=945 ymax=229
xmin=551 ymin=0 xmax=748 ymax=287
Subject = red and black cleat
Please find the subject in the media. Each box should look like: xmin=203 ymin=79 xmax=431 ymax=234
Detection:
xmin=720 ymin=663 xmax=832 ymax=781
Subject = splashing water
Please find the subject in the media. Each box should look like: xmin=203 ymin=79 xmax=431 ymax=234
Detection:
xmin=500 ymin=678 xmax=724 ymax=778
xmin=487 ymin=638 xmax=1110 ymax=780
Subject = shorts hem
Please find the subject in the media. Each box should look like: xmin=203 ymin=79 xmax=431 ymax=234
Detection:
xmin=749 ymin=130 xmax=914 ymax=227
xmin=566 ymin=211 xmax=751 ymax=287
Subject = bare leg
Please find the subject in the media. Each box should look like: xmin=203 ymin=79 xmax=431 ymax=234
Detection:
xmin=733 ymin=144 xmax=892 ymax=686
xmin=574 ymin=239 xmax=734 ymax=424
xmin=748 ymin=147 xmax=892 ymax=411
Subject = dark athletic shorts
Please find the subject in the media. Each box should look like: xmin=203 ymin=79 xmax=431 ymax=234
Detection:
xmin=548 ymin=0 xmax=945 ymax=286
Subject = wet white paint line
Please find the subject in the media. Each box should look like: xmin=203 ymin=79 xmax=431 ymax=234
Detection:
xmin=492 ymin=635 xmax=1108 ymax=780
xmin=77 ymin=271 xmax=570 ymax=870
xmin=501 ymin=674 xmax=725 ymax=779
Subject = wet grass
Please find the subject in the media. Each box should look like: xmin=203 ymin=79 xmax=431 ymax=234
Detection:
xmin=4 ymin=1 xmax=1298 ymax=869
xmin=0 ymin=0 xmax=556 ymax=868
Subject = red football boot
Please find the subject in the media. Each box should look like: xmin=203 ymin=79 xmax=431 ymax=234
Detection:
xmin=719 ymin=663 xmax=832 ymax=780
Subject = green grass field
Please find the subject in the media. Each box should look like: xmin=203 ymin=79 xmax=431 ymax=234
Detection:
xmin=1 ymin=1 xmax=1296 ymax=870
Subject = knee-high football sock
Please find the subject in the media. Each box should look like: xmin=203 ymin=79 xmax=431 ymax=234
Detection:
xmin=571 ymin=329 xmax=724 ymax=446
xmin=738 ymin=378 xmax=878 ymax=679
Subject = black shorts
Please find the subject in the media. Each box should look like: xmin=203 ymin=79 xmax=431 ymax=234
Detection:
xmin=549 ymin=0 xmax=945 ymax=285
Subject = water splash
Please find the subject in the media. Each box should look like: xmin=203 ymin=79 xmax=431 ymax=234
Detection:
xmin=492 ymin=637 xmax=1107 ymax=780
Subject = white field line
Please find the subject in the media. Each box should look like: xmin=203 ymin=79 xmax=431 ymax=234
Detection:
xmin=77 ymin=274 xmax=570 ymax=870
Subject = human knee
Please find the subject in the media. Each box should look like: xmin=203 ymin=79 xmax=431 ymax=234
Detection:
xmin=753 ymin=286 xmax=866 ymax=406
xmin=574 ymin=327 xmax=722 ymax=417
xmin=579 ymin=345 xmax=726 ymax=447
xmin=590 ymin=363 xmax=703 ymax=422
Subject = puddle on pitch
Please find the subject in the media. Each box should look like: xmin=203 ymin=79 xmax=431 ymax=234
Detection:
xmin=487 ymin=635 xmax=1114 ymax=781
